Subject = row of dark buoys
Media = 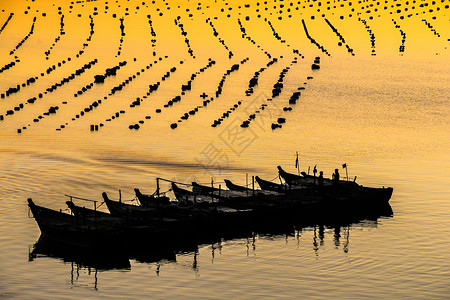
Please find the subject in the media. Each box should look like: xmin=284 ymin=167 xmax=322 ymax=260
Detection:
xmin=163 ymin=59 xmax=215 ymax=115
xmin=10 ymin=16 xmax=36 ymax=55
xmin=241 ymin=58 xmax=296 ymax=129
xmin=272 ymin=62 xmax=294 ymax=98
xmin=237 ymin=19 xmax=272 ymax=59
xmin=15 ymin=59 xmax=98 ymax=133
xmin=78 ymin=57 xmax=167 ymax=131
xmin=422 ymin=19 xmax=441 ymax=38
xmin=211 ymin=57 xmax=279 ymax=128
xmin=266 ymin=19 xmax=304 ymax=58
xmin=147 ymin=15 xmax=157 ymax=56
xmin=358 ymin=18 xmax=376 ymax=56
xmin=128 ymin=62 xmax=183 ymax=130
xmin=206 ymin=18 xmax=233 ymax=59
xmin=2 ymin=56 xmax=91 ymax=118
xmin=211 ymin=100 xmax=242 ymax=128
xmin=301 ymin=19 xmax=331 ymax=57
xmin=246 ymin=58 xmax=278 ymax=96
xmin=271 ymin=57 xmax=319 ymax=130
xmin=116 ymin=17 xmax=125 ymax=57
xmin=312 ymin=56 xmax=320 ymax=70
xmin=0 ymin=55 xmax=75 ymax=99
xmin=44 ymin=15 xmax=66 ymax=60
xmin=175 ymin=16 xmax=195 ymax=58
xmin=391 ymin=19 xmax=406 ymax=53
xmin=324 ymin=18 xmax=355 ymax=55
xmin=166 ymin=60 xmax=220 ymax=129
xmin=0 ymin=12 xmax=13 ymax=35
xmin=75 ymin=61 xmax=127 ymax=97
xmin=0 ymin=56 xmax=20 ymax=75
xmin=216 ymin=58 xmax=250 ymax=98
xmin=171 ymin=58 xmax=248 ymax=129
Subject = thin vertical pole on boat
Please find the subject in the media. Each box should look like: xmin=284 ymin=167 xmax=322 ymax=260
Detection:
xmin=246 ymin=174 xmax=248 ymax=197
xmin=252 ymin=176 xmax=255 ymax=196
xmin=346 ymin=166 xmax=349 ymax=181
xmin=296 ymin=151 xmax=300 ymax=176
xmin=119 ymin=190 xmax=122 ymax=202
xmin=70 ymin=196 xmax=73 ymax=202
xmin=94 ymin=200 xmax=97 ymax=228
xmin=211 ymin=178 xmax=214 ymax=202
xmin=219 ymin=184 xmax=221 ymax=202
xmin=157 ymin=178 xmax=160 ymax=198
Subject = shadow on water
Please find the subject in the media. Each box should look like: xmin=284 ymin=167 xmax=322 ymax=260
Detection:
xmin=29 ymin=203 xmax=393 ymax=285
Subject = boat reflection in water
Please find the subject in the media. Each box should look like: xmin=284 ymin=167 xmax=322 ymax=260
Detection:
xmin=29 ymin=202 xmax=392 ymax=287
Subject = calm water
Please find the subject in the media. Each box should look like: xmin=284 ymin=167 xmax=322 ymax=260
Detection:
xmin=1 ymin=1 xmax=450 ymax=299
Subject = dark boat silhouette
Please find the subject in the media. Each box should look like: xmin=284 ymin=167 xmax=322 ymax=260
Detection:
xmin=27 ymin=198 xmax=126 ymax=249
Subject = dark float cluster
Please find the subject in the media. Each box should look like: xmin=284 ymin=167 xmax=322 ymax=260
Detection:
xmin=238 ymin=19 xmax=272 ymax=59
xmin=266 ymin=19 xmax=303 ymax=58
xmin=10 ymin=16 xmax=36 ymax=55
xmin=211 ymin=57 xmax=278 ymax=128
xmin=75 ymin=61 xmax=127 ymax=98
xmin=241 ymin=58 xmax=297 ymax=129
xmin=127 ymin=63 xmax=179 ymax=130
xmin=0 ymin=12 xmax=14 ymax=35
xmin=172 ymin=58 xmax=249 ymax=129
xmin=206 ymin=18 xmax=233 ymax=59
xmin=391 ymin=19 xmax=406 ymax=53
xmin=422 ymin=19 xmax=441 ymax=38
xmin=116 ymin=17 xmax=125 ymax=57
xmin=324 ymin=18 xmax=354 ymax=55
xmin=0 ymin=56 xmax=20 ymax=75
xmin=84 ymin=57 xmax=168 ymax=131
xmin=358 ymin=18 xmax=376 ymax=56
xmin=13 ymin=59 xmax=98 ymax=133
xmin=245 ymin=58 xmax=278 ymax=96
xmin=44 ymin=15 xmax=66 ymax=60
xmin=302 ymin=19 xmax=331 ymax=57
xmin=175 ymin=16 xmax=195 ymax=58
xmin=147 ymin=15 xmax=157 ymax=56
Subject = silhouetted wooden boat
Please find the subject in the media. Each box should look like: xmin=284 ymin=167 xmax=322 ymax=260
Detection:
xmin=134 ymin=188 xmax=171 ymax=208
xmin=28 ymin=198 xmax=125 ymax=248
xmin=171 ymin=182 xmax=214 ymax=203
xmin=224 ymin=179 xmax=252 ymax=192
xmin=276 ymin=166 xmax=393 ymax=204
xmin=277 ymin=166 xmax=358 ymax=188
xmin=255 ymin=176 xmax=288 ymax=192
xmin=102 ymin=192 xmax=161 ymax=221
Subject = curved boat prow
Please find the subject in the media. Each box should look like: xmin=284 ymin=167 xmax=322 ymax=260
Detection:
xmin=66 ymin=201 xmax=76 ymax=210
xmin=27 ymin=198 xmax=35 ymax=207
xmin=102 ymin=192 xmax=110 ymax=202
xmin=134 ymin=188 xmax=142 ymax=197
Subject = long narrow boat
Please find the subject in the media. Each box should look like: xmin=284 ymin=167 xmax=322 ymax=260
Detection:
xmin=101 ymin=192 xmax=172 ymax=223
xmin=277 ymin=166 xmax=393 ymax=203
xmin=277 ymin=166 xmax=358 ymax=188
xmin=28 ymin=198 xmax=125 ymax=249
xmin=255 ymin=176 xmax=288 ymax=192
xmin=171 ymin=182 xmax=215 ymax=203
xmin=224 ymin=179 xmax=252 ymax=192
xmin=66 ymin=200 xmax=132 ymax=227
xmin=134 ymin=188 xmax=171 ymax=208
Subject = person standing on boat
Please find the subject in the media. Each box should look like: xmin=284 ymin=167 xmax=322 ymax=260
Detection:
xmin=332 ymin=169 xmax=340 ymax=186
xmin=318 ymin=171 xmax=324 ymax=188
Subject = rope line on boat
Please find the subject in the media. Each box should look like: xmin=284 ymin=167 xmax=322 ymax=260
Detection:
xmin=64 ymin=194 xmax=98 ymax=202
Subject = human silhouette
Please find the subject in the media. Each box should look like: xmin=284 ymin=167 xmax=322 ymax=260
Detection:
xmin=333 ymin=169 xmax=340 ymax=186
